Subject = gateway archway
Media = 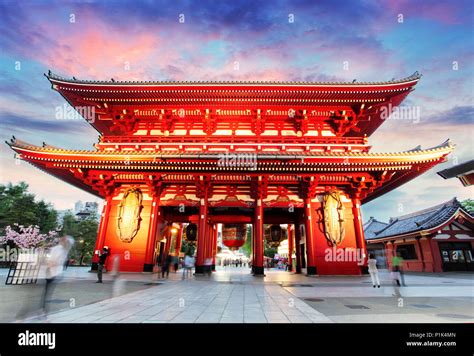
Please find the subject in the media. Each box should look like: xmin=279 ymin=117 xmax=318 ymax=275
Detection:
xmin=8 ymin=72 xmax=453 ymax=276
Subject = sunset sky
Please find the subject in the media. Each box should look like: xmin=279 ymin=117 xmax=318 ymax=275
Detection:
xmin=0 ymin=0 xmax=472 ymax=222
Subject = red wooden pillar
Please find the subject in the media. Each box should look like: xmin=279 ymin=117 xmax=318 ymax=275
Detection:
xmin=288 ymin=224 xmax=294 ymax=271
xmin=206 ymin=221 xmax=213 ymax=258
xmin=91 ymin=194 xmax=113 ymax=271
xmin=385 ymin=241 xmax=394 ymax=270
xmin=204 ymin=220 xmax=213 ymax=273
xmin=175 ymin=224 xmax=183 ymax=255
xmin=143 ymin=195 xmax=161 ymax=271
xmin=294 ymin=216 xmax=302 ymax=274
xmin=429 ymin=236 xmax=444 ymax=273
xmin=253 ymin=197 xmax=264 ymax=275
xmin=211 ymin=224 xmax=218 ymax=271
xmin=419 ymin=236 xmax=434 ymax=272
xmin=304 ymin=198 xmax=317 ymax=275
xmin=352 ymin=197 xmax=368 ymax=273
xmin=196 ymin=197 xmax=209 ymax=273
xmin=164 ymin=224 xmax=172 ymax=257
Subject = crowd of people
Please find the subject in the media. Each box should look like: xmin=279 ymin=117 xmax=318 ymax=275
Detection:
xmin=30 ymin=236 xmax=407 ymax=320
xmin=221 ymin=258 xmax=247 ymax=267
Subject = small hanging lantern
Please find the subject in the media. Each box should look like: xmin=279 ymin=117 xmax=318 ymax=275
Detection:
xmin=265 ymin=224 xmax=283 ymax=248
xmin=185 ymin=223 xmax=198 ymax=244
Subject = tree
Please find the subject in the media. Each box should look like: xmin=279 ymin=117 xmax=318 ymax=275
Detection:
xmin=241 ymin=225 xmax=252 ymax=257
xmin=0 ymin=182 xmax=36 ymax=231
xmin=264 ymin=244 xmax=278 ymax=258
xmin=61 ymin=211 xmax=77 ymax=236
xmin=461 ymin=199 xmax=474 ymax=215
xmin=0 ymin=182 xmax=58 ymax=234
xmin=66 ymin=216 xmax=98 ymax=265
xmin=35 ymin=200 xmax=58 ymax=233
xmin=180 ymin=241 xmax=195 ymax=256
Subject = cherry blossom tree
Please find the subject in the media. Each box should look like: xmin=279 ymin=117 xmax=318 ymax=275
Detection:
xmin=0 ymin=224 xmax=58 ymax=249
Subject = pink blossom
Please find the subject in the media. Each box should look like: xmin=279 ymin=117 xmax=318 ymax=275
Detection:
xmin=0 ymin=225 xmax=58 ymax=249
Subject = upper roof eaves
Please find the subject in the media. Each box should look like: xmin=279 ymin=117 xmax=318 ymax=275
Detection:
xmin=45 ymin=71 xmax=422 ymax=87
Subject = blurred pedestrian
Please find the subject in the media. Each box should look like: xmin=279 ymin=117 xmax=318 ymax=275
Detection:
xmin=111 ymin=255 xmax=125 ymax=298
xmin=392 ymin=252 xmax=405 ymax=286
xmin=368 ymin=253 xmax=380 ymax=288
xmin=173 ymin=255 xmax=179 ymax=273
xmin=204 ymin=257 xmax=212 ymax=276
xmin=162 ymin=254 xmax=172 ymax=279
xmin=40 ymin=236 xmax=74 ymax=313
xmin=182 ymin=253 xmax=194 ymax=280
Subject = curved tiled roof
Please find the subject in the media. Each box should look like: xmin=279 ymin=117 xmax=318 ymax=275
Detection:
xmin=364 ymin=198 xmax=474 ymax=240
xmin=363 ymin=218 xmax=389 ymax=239
xmin=6 ymin=137 xmax=454 ymax=160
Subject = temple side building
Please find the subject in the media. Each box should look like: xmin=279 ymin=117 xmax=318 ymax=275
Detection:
xmin=365 ymin=198 xmax=474 ymax=272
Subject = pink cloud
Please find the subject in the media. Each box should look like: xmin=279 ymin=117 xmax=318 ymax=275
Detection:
xmin=385 ymin=0 xmax=465 ymax=25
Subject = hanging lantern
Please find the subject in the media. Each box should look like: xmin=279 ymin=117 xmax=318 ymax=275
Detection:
xmin=222 ymin=224 xmax=247 ymax=250
xmin=185 ymin=223 xmax=197 ymax=244
xmin=265 ymin=224 xmax=283 ymax=248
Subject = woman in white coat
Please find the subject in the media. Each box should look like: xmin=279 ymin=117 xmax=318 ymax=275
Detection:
xmin=368 ymin=253 xmax=381 ymax=288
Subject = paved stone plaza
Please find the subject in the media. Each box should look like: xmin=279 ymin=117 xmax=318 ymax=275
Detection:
xmin=1 ymin=267 xmax=472 ymax=323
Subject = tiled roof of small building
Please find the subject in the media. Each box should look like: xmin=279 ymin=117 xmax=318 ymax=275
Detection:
xmin=364 ymin=198 xmax=472 ymax=240
xmin=437 ymin=159 xmax=474 ymax=178
xmin=363 ymin=218 xmax=389 ymax=239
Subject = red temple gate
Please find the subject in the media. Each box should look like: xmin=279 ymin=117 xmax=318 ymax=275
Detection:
xmin=7 ymin=72 xmax=453 ymax=275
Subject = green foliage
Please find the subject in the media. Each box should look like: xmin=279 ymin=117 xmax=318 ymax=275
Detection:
xmin=68 ymin=217 xmax=99 ymax=265
xmin=241 ymin=225 xmax=252 ymax=257
xmin=61 ymin=211 xmax=77 ymax=235
xmin=180 ymin=240 xmax=195 ymax=256
xmin=35 ymin=200 xmax=58 ymax=233
xmin=264 ymin=244 xmax=278 ymax=258
xmin=0 ymin=182 xmax=99 ymax=265
xmin=0 ymin=182 xmax=58 ymax=233
xmin=461 ymin=199 xmax=474 ymax=215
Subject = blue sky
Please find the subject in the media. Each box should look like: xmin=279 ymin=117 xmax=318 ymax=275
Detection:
xmin=0 ymin=0 xmax=472 ymax=221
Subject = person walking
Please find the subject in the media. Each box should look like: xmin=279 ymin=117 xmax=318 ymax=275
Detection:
xmin=162 ymin=254 xmax=172 ymax=279
xmin=173 ymin=255 xmax=179 ymax=273
xmin=41 ymin=236 xmax=74 ymax=313
xmin=96 ymin=246 xmax=110 ymax=283
xmin=182 ymin=253 xmax=194 ymax=280
xmin=392 ymin=252 xmax=405 ymax=286
xmin=368 ymin=253 xmax=381 ymax=288
xmin=204 ymin=257 xmax=212 ymax=276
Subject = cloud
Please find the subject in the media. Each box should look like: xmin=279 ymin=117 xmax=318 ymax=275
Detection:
xmin=0 ymin=111 xmax=86 ymax=134
xmin=0 ymin=0 xmax=473 ymax=214
xmin=422 ymin=105 xmax=474 ymax=125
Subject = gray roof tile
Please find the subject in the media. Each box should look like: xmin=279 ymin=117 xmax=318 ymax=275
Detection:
xmin=364 ymin=198 xmax=472 ymax=240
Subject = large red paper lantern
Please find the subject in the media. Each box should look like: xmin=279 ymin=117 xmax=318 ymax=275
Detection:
xmin=222 ymin=224 xmax=247 ymax=250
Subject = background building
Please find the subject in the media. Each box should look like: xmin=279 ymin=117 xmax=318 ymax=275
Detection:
xmin=365 ymin=198 xmax=474 ymax=272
